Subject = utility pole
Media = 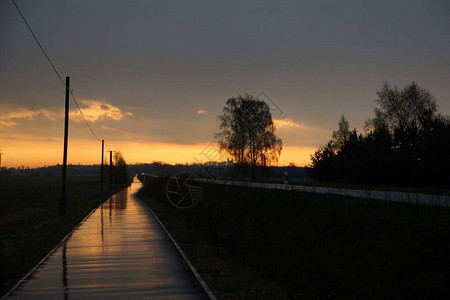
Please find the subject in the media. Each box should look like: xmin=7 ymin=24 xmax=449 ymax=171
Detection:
xmin=109 ymin=150 xmax=113 ymax=187
xmin=101 ymin=140 xmax=104 ymax=195
xmin=0 ymin=149 xmax=3 ymax=169
xmin=0 ymin=150 xmax=3 ymax=178
xmin=60 ymin=76 xmax=70 ymax=216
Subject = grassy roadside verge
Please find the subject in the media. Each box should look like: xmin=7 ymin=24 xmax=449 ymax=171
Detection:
xmin=0 ymin=176 xmax=128 ymax=295
xmin=136 ymin=188 xmax=289 ymax=299
xmin=137 ymin=178 xmax=450 ymax=299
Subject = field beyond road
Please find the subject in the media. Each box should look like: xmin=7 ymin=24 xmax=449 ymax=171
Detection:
xmin=0 ymin=175 xmax=128 ymax=295
xmin=137 ymin=178 xmax=450 ymax=299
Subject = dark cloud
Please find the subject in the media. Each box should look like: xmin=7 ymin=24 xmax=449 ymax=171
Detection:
xmin=1 ymin=0 xmax=449 ymax=149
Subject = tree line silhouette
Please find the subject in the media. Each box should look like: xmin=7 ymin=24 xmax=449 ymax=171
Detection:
xmin=308 ymin=82 xmax=450 ymax=187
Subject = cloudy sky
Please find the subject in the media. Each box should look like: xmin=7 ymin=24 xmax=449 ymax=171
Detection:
xmin=1 ymin=0 xmax=449 ymax=167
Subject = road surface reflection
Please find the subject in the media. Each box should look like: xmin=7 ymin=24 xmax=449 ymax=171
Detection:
xmin=9 ymin=178 xmax=208 ymax=299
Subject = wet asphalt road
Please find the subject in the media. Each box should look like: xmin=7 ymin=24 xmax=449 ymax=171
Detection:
xmin=7 ymin=179 xmax=210 ymax=299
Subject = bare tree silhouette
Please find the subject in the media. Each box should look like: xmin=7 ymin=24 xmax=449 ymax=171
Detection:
xmin=216 ymin=94 xmax=282 ymax=180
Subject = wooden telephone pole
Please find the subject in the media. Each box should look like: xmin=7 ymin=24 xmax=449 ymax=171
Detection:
xmin=0 ymin=149 xmax=3 ymax=170
xmin=59 ymin=76 xmax=70 ymax=216
xmin=101 ymin=140 xmax=104 ymax=195
xmin=109 ymin=150 xmax=114 ymax=187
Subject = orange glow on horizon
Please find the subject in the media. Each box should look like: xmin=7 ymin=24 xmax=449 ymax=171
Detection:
xmin=1 ymin=137 xmax=315 ymax=168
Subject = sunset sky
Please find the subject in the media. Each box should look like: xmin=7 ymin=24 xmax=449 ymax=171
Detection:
xmin=1 ymin=0 xmax=449 ymax=168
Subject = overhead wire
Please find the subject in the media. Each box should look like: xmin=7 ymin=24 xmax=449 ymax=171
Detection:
xmin=11 ymin=0 xmax=103 ymax=143
xmin=11 ymin=0 xmax=65 ymax=87
xmin=70 ymin=91 xmax=102 ymax=141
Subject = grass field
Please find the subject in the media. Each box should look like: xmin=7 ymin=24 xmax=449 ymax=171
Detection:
xmin=137 ymin=178 xmax=450 ymax=299
xmin=0 ymin=175 xmax=128 ymax=295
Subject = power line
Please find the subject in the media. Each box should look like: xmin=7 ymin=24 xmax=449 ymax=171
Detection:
xmin=11 ymin=0 xmax=65 ymax=87
xmin=104 ymin=143 xmax=119 ymax=154
xmin=11 ymin=0 xmax=102 ymax=142
xmin=70 ymin=90 xmax=102 ymax=141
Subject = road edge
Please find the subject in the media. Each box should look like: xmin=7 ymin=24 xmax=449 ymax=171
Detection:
xmin=1 ymin=207 xmax=98 ymax=300
xmin=134 ymin=192 xmax=217 ymax=300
